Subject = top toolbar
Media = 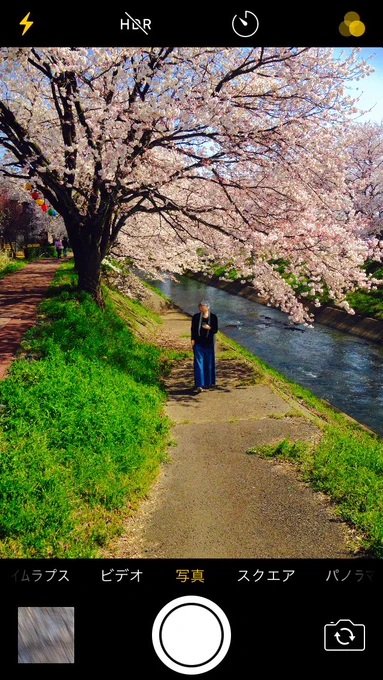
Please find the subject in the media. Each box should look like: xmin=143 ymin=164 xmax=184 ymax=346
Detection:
xmin=2 ymin=8 xmax=383 ymax=47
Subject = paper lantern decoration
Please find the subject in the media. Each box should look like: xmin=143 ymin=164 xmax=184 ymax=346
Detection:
xmin=26 ymin=185 xmax=59 ymax=218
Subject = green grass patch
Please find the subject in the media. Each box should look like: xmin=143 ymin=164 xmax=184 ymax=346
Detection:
xmin=141 ymin=279 xmax=172 ymax=302
xmin=107 ymin=286 xmax=162 ymax=326
xmin=247 ymin=428 xmax=383 ymax=556
xmin=268 ymin=412 xmax=297 ymax=419
xmin=0 ymin=259 xmax=25 ymax=279
xmin=247 ymin=439 xmax=308 ymax=460
xmin=0 ymin=262 xmax=172 ymax=557
xmin=346 ymin=288 xmax=383 ymax=320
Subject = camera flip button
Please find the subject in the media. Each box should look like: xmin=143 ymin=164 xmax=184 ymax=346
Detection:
xmin=324 ymin=619 xmax=366 ymax=651
xmin=152 ymin=595 xmax=231 ymax=675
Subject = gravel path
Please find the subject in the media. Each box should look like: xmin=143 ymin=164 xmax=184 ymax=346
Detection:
xmin=107 ymin=305 xmax=358 ymax=559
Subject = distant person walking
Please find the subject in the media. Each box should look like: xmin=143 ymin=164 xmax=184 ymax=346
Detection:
xmin=54 ymin=238 xmax=63 ymax=259
xmin=62 ymin=236 xmax=69 ymax=257
xmin=191 ymin=299 xmax=218 ymax=393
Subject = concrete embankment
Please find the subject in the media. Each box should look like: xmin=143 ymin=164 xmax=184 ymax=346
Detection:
xmin=189 ymin=272 xmax=383 ymax=344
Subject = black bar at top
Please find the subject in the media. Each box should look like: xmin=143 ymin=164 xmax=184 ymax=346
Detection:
xmin=1 ymin=7 xmax=383 ymax=47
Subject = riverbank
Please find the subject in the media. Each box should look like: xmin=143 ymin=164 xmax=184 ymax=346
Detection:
xmin=1 ymin=262 xmax=383 ymax=558
xmin=105 ymin=277 xmax=383 ymax=558
xmin=189 ymin=272 xmax=383 ymax=344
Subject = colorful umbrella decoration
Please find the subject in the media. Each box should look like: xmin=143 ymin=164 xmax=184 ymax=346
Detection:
xmin=25 ymin=183 xmax=58 ymax=216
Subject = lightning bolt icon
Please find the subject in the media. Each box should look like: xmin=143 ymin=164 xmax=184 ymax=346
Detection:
xmin=20 ymin=12 xmax=33 ymax=36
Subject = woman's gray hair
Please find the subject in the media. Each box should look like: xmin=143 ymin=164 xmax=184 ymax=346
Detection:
xmin=199 ymin=299 xmax=211 ymax=307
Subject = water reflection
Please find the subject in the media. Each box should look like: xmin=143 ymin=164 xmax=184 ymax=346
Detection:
xmin=154 ymin=275 xmax=383 ymax=437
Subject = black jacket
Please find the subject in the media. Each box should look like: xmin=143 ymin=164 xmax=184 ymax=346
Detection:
xmin=191 ymin=312 xmax=218 ymax=346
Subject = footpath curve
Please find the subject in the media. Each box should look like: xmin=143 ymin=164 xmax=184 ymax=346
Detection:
xmin=0 ymin=259 xmax=61 ymax=379
xmin=106 ymin=300 xmax=361 ymax=559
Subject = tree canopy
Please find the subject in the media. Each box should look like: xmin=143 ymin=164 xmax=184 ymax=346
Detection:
xmin=0 ymin=47 xmax=381 ymax=322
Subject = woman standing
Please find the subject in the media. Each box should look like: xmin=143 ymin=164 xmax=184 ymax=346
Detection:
xmin=54 ymin=238 xmax=63 ymax=259
xmin=191 ymin=299 xmax=218 ymax=393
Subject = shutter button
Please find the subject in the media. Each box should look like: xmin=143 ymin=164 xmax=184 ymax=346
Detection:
xmin=152 ymin=595 xmax=231 ymax=675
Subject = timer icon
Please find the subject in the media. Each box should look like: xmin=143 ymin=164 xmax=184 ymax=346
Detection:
xmin=232 ymin=11 xmax=259 ymax=38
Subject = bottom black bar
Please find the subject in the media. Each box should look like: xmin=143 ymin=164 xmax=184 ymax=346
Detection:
xmin=2 ymin=558 xmax=380 ymax=675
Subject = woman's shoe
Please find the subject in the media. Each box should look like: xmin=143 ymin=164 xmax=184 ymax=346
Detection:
xmin=195 ymin=387 xmax=204 ymax=393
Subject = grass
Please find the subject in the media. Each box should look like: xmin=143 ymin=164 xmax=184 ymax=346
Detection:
xmin=247 ymin=428 xmax=383 ymax=556
xmin=344 ymin=262 xmax=383 ymax=320
xmin=141 ymin=279 xmax=172 ymax=302
xmin=107 ymin=286 xmax=163 ymax=327
xmin=0 ymin=262 xmax=173 ymax=558
xmin=0 ymin=257 xmax=25 ymax=279
xmin=268 ymin=411 xmax=299 ymax=419
xmin=346 ymin=288 xmax=383 ymax=320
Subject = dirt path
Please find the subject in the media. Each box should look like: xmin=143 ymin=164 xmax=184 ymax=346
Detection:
xmin=106 ymin=305 xmax=358 ymax=559
xmin=0 ymin=259 xmax=61 ymax=379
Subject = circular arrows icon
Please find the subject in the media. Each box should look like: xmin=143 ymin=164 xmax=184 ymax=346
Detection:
xmin=334 ymin=628 xmax=356 ymax=645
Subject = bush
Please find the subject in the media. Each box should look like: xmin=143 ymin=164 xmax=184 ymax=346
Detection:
xmin=0 ymin=250 xmax=25 ymax=278
xmin=42 ymin=245 xmax=57 ymax=257
xmin=24 ymin=245 xmax=57 ymax=259
xmin=0 ymin=250 xmax=11 ymax=269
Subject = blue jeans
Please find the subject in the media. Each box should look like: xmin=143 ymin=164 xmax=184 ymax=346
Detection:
xmin=193 ymin=343 xmax=216 ymax=387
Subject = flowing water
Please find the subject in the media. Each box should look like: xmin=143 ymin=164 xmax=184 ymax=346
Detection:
xmin=154 ymin=275 xmax=383 ymax=437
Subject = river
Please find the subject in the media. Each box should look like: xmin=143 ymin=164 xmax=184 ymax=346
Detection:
xmin=153 ymin=274 xmax=383 ymax=438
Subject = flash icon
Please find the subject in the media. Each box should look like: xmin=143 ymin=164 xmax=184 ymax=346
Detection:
xmin=20 ymin=12 xmax=33 ymax=36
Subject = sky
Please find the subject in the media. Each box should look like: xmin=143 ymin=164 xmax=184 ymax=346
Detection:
xmin=333 ymin=47 xmax=383 ymax=123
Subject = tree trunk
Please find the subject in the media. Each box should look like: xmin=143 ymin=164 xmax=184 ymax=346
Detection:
xmin=72 ymin=239 xmax=105 ymax=308
xmin=7 ymin=239 xmax=16 ymax=258
xmin=64 ymin=210 xmax=113 ymax=309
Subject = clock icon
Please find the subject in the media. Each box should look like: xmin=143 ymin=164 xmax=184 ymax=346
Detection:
xmin=232 ymin=11 xmax=259 ymax=38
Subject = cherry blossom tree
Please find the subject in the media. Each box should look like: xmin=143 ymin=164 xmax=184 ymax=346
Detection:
xmin=345 ymin=121 xmax=383 ymax=236
xmin=0 ymin=46 xmax=381 ymax=322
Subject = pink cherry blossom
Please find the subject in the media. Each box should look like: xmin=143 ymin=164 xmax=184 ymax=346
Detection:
xmin=0 ymin=47 xmax=380 ymax=320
